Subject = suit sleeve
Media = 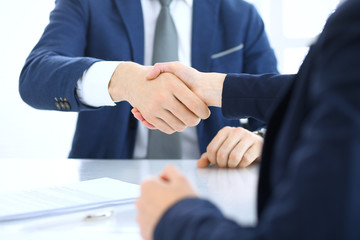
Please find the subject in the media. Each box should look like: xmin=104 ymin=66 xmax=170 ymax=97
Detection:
xmin=222 ymin=73 xmax=295 ymax=122
xmin=19 ymin=0 xmax=100 ymax=112
xmin=238 ymin=3 xmax=280 ymax=130
xmin=154 ymin=198 xmax=255 ymax=240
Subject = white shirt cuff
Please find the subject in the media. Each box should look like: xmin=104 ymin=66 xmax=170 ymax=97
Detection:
xmin=76 ymin=61 xmax=122 ymax=107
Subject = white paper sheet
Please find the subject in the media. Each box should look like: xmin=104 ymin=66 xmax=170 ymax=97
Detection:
xmin=0 ymin=230 xmax=141 ymax=240
xmin=0 ymin=178 xmax=140 ymax=222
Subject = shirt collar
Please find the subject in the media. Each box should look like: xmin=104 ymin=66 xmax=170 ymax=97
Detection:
xmin=146 ymin=0 xmax=193 ymax=7
xmin=183 ymin=0 xmax=193 ymax=7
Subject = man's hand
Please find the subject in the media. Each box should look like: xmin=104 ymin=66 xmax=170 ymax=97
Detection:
xmin=130 ymin=62 xmax=226 ymax=131
xmin=136 ymin=165 xmax=198 ymax=240
xmin=145 ymin=62 xmax=226 ymax=107
xmin=109 ymin=62 xmax=210 ymax=134
xmin=131 ymin=108 xmax=156 ymax=129
xmin=197 ymin=127 xmax=263 ymax=168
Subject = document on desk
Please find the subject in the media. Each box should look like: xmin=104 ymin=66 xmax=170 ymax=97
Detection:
xmin=0 ymin=178 xmax=140 ymax=222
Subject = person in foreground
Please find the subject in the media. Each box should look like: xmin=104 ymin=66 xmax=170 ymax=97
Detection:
xmin=136 ymin=0 xmax=360 ymax=239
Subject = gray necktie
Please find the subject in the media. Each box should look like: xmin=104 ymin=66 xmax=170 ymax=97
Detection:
xmin=146 ymin=0 xmax=182 ymax=159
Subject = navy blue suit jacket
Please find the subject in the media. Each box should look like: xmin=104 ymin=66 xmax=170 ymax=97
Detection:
xmin=155 ymin=0 xmax=360 ymax=239
xmin=19 ymin=0 xmax=277 ymax=158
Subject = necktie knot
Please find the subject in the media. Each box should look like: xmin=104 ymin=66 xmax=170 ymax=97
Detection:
xmin=159 ymin=0 xmax=172 ymax=7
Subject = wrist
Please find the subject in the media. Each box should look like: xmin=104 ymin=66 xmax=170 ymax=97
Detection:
xmin=108 ymin=62 xmax=150 ymax=102
xmin=198 ymin=72 xmax=225 ymax=107
xmin=108 ymin=62 xmax=127 ymax=102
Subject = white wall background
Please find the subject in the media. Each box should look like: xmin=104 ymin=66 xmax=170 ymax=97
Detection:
xmin=0 ymin=0 xmax=341 ymax=159
xmin=0 ymin=1 xmax=76 ymax=158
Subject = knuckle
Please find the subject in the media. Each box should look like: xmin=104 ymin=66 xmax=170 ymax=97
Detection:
xmin=147 ymin=105 xmax=159 ymax=115
xmin=223 ymin=126 xmax=233 ymax=131
xmin=228 ymin=161 xmax=238 ymax=168
xmin=177 ymin=125 xmax=186 ymax=132
xmin=206 ymin=145 xmax=216 ymax=155
xmin=164 ymin=129 xmax=175 ymax=134
xmin=229 ymin=151 xmax=242 ymax=163
xmin=174 ymin=123 xmax=186 ymax=132
xmin=155 ymin=92 xmax=167 ymax=102
xmin=165 ymin=77 xmax=178 ymax=89
xmin=233 ymin=127 xmax=245 ymax=136
xmin=220 ymin=126 xmax=233 ymax=135
xmin=186 ymin=116 xmax=200 ymax=127
xmin=240 ymin=154 xmax=252 ymax=168
xmin=217 ymin=150 xmax=227 ymax=162
xmin=228 ymin=153 xmax=241 ymax=168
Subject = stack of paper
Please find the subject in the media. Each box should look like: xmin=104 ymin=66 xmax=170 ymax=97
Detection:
xmin=0 ymin=178 xmax=140 ymax=222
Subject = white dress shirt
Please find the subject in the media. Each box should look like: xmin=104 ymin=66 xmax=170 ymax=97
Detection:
xmin=76 ymin=0 xmax=200 ymax=159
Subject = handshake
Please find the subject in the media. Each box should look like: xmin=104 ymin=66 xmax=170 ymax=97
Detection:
xmin=109 ymin=61 xmax=225 ymax=134
xmin=109 ymin=61 xmax=263 ymax=169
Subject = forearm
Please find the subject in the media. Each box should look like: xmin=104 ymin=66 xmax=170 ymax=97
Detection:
xmin=19 ymin=52 xmax=99 ymax=112
xmin=222 ymin=73 xmax=295 ymax=122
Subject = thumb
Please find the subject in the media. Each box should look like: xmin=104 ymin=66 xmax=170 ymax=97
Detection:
xmin=145 ymin=66 xmax=161 ymax=80
xmin=197 ymin=153 xmax=211 ymax=168
xmin=145 ymin=63 xmax=172 ymax=80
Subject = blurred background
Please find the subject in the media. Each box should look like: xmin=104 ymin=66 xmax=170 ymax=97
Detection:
xmin=0 ymin=0 xmax=342 ymax=158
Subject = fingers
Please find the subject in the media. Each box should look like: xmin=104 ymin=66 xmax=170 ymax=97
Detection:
xmin=165 ymin=95 xmax=203 ymax=127
xmin=227 ymin=139 xmax=253 ymax=168
xmin=205 ymin=127 xmax=263 ymax=168
xmin=146 ymin=62 xmax=200 ymax=92
xmin=145 ymin=62 xmax=176 ymax=80
xmin=238 ymin=142 xmax=262 ymax=168
xmin=135 ymin=97 xmax=205 ymax=132
xmin=160 ymin=72 xmax=209 ymax=122
xmin=136 ymin=72 xmax=209 ymax=133
xmin=206 ymin=127 xmax=230 ymax=166
xmin=132 ymin=108 xmax=156 ymax=129
xmin=139 ymin=95 xmax=190 ymax=134
xmin=197 ymin=153 xmax=211 ymax=168
xmin=131 ymin=108 xmax=144 ymax=121
xmin=173 ymin=83 xmax=210 ymax=120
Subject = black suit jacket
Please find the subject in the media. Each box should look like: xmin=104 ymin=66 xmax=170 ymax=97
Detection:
xmin=155 ymin=0 xmax=360 ymax=239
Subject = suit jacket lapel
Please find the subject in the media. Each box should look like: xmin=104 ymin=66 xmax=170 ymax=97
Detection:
xmin=114 ymin=0 xmax=144 ymax=64
xmin=193 ymin=0 xmax=220 ymax=143
xmin=191 ymin=0 xmax=220 ymax=71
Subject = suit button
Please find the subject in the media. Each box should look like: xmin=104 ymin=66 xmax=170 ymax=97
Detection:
xmin=55 ymin=102 xmax=61 ymax=110
xmin=64 ymin=102 xmax=71 ymax=110
xmin=54 ymin=97 xmax=61 ymax=110
xmin=59 ymin=101 xmax=65 ymax=110
xmin=64 ymin=98 xmax=71 ymax=110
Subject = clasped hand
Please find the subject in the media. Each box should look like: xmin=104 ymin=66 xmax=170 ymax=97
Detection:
xmin=108 ymin=62 xmax=210 ymax=134
xmin=129 ymin=62 xmax=263 ymax=169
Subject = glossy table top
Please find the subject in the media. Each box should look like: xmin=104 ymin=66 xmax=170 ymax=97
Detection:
xmin=0 ymin=159 xmax=259 ymax=239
